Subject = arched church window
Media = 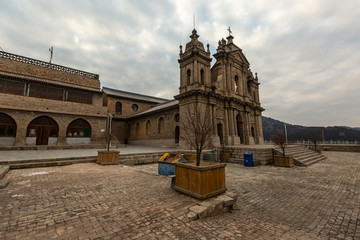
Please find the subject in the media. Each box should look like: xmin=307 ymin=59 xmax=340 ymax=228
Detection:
xmin=174 ymin=113 xmax=180 ymax=122
xmin=136 ymin=122 xmax=140 ymax=136
xmin=187 ymin=69 xmax=191 ymax=85
xmin=0 ymin=113 xmax=16 ymax=137
xmin=115 ymin=102 xmax=122 ymax=114
xmin=146 ymin=120 xmax=151 ymax=135
xmin=235 ymin=75 xmax=239 ymax=93
xmin=251 ymin=126 xmax=255 ymax=138
xmin=253 ymin=91 xmax=256 ymax=102
xmin=67 ymin=119 xmax=91 ymax=138
xmin=158 ymin=117 xmax=165 ymax=134
xmin=200 ymin=69 xmax=204 ymax=84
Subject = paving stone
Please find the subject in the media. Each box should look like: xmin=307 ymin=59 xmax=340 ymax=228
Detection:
xmin=0 ymin=151 xmax=359 ymax=239
xmin=189 ymin=205 xmax=208 ymax=219
xmin=214 ymin=194 xmax=235 ymax=207
xmin=0 ymin=179 xmax=9 ymax=189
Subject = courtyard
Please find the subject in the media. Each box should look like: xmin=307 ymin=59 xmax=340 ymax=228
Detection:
xmin=0 ymin=151 xmax=359 ymax=239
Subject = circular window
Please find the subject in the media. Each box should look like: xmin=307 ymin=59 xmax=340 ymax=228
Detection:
xmin=131 ymin=104 xmax=138 ymax=111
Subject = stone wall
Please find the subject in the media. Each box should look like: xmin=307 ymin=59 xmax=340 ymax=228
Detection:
xmin=127 ymin=106 xmax=179 ymax=145
xmin=106 ymin=96 xmax=156 ymax=118
xmin=0 ymin=53 xmax=100 ymax=90
xmin=0 ymin=92 xmax=107 ymax=117
xmin=1 ymin=109 xmax=107 ymax=146
xmin=320 ymin=144 xmax=360 ymax=153
xmin=221 ymin=146 xmax=273 ymax=165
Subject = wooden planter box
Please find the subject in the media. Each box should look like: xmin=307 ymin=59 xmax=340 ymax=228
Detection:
xmin=173 ymin=162 xmax=226 ymax=199
xmin=220 ymin=153 xmax=231 ymax=162
xmin=97 ymin=150 xmax=119 ymax=165
xmin=315 ymin=149 xmax=322 ymax=154
xmin=274 ymin=155 xmax=294 ymax=167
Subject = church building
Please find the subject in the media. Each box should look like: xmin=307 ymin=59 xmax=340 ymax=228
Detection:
xmin=111 ymin=29 xmax=264 ymax=147
xmin=0 ymin=29 xmax=264 ymax=148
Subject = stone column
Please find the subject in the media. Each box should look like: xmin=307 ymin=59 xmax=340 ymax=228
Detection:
xmin=232 ymin=109 xmax=241 ymax=145
xmin=257 ymin=114 xmax=264 ymax=144
xmin=245 ymin=111 xmax=250 ymax=145
xmin=210 ymin=104 xmax=220 ymax=147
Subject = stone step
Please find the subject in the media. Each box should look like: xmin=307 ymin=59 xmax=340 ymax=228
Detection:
xmin=0 ymin=156 xmax=96 ymax=165
xmin=0 ymin=165 xmax=9 ymax=179
xmin=9 ymin=158 xmax=96 ymax=169
xmin=273 ymin=145 xmax=326 ymax=167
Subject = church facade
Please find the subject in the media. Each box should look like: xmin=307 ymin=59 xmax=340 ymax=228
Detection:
xmin=112 ymin=29 xmax=264 ymax=147
xmin=0 ymin=29 xmax=264 ymax=148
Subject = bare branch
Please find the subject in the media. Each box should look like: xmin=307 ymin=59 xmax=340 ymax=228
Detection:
xmin=180 ymin=103 xmax=214 ymax=166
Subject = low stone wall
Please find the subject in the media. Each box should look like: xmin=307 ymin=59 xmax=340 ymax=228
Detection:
xmin=221 ymin=146 xmax=273 ymax=165
xmin=129 ymin=139 xmax=178 ymax=148
xmin=118 ymin=152 xmax=167 ymax=166
xmin=320 ymin=144 xmax=360 ymax=153
xmin=119 ymin=150 xmax=197 ymax=166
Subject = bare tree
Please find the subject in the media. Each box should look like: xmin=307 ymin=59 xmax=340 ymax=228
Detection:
xmin=180 ymin=103 xmax=214 ymax=166
xmin=273 ymin=131 xmax=287 ymax=156
xmin=309 ymin=134 xmax=321 ymax=151
xmin=104 ymin=128 xmax=112 ymax=151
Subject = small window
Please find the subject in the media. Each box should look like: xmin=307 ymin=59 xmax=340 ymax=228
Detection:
xmin=174 ymin=114 xmax=180 ymax=122
xmin=146 ymin=120 xmax=151 ymax=135
xmin=158 ymin=117 xmax=165 ymax=134
xmin=115 ymin=102 xmax=122 ymax=114
xmin=136 ymin=122 xmax=140 ymax=135
xmin=0 ymin=78 xmax=25 ymax=96
xmin=235 ymin=75 xmax=239 ymax=93
xmin=131 ymin=104 xmax=138 ymax=111
xmin=67 ymin=90 xmax=92 ymax=104
xmin=200 ymin=69 xmax=204 ymax=84
xmin=0 ymin=113 xmax=16 ymax=137
xmin=187 ymin=69 xmax=191 ymax=85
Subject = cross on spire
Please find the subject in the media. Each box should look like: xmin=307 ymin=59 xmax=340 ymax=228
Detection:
xmin=227 ymin=26 xmax=232 ymax=36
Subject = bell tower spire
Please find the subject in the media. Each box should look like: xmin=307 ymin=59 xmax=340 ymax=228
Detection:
xmin=178 ymin=29 xmax=212 ymax=94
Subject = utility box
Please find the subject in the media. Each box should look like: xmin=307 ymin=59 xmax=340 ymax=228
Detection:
xmin=244 ymin=153 xmax=253 ymax=167
xmin=158 ymin=153 xmax=189 ymax=176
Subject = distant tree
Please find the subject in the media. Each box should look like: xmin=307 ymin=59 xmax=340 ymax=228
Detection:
xmin=309 ymin=134 xmax=322 ymax=150
xmin=181 ymin=104 xmax=213 ymax=166
xmin=273 ymin=131 xmax=287 ymax=156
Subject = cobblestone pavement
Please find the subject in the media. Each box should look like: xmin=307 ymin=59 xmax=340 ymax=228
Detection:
xmin=0 ymin=151 xmax=360 ymax=239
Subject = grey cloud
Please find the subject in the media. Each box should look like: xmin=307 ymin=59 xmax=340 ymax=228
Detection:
xmin=1 ymin=0 xmax=359 ymax=127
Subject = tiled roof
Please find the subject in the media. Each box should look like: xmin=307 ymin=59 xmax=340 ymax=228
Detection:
xmin=102 ymin=87 xmax=169 ymax=104
xmin=130 ymin=99 xmax=179 ymax=118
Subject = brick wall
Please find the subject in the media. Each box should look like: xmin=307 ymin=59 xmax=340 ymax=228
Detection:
xmin=107 ymin=96 xmax=156 ymax=118
xmin=1 ymin=109 xmax=107 ymax=146
xmin=221 ymin=146 xmax=273 ymax=165
xmin=0 ymin=57 xmax=99 ymax=90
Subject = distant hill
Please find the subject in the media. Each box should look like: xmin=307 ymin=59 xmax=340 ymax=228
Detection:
xmin=262 ymin=116 xmax=360 ymax=142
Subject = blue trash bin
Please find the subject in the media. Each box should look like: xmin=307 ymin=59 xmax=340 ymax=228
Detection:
xmin=244 ymin=153 xmax=253 ymax=167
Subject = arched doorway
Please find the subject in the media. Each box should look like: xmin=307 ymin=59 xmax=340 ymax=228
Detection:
xmin=0 ymin=113 xmax=16 ymax=146
xmin=217 ymin=123 xmax=223 ymax=145
xmin=236 ymin=114 xmax=244 ymax=144
xmin=175 ymin=126 xmax=179 ymax=144
xmin=27 ymin=116 xmax=58 ymax=145
xmin=66 ymin=119 xmax=91 ymax=145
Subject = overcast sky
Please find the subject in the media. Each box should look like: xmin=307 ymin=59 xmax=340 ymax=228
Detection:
xmin=1 ymin=0 xmax=359 ymax=127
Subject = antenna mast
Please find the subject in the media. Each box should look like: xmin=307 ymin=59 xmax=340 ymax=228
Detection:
xmin=49 ymin=46 xmax=53 ymax=63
